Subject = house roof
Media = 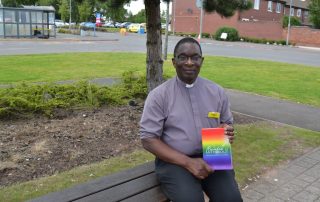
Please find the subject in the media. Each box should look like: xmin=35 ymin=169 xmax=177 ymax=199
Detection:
xmin=22 ymin=5 xmax=55 ymax=11
xmin=283 ymin=0 xmax=309 ymax=9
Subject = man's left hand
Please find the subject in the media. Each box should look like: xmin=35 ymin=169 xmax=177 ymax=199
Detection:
xmin=219 ymin=124 xmax=235 ymax=144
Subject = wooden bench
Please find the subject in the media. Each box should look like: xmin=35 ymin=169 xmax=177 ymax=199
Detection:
xmin=29 ymin=162 xmax=168 ymax=202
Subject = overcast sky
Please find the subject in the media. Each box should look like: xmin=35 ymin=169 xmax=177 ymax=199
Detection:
xmin=125 ymin=0 xmax=172 ymax=15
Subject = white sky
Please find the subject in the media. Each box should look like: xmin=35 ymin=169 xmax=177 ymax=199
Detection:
xmin=125 ymin=0 xmax=172 ymax=15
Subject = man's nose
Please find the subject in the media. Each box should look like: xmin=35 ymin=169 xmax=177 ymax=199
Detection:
xmin=186 ymin=57 xmax=193 ymax=64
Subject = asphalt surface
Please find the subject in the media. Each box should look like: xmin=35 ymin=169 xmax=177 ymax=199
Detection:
xmin=1 ymin=32 xmax=320 ymax=67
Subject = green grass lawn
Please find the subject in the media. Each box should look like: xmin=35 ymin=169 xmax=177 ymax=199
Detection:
xmin=1 ymin=53 xmax=319 ymax=106
xmin=1 ymin=121 xmax=319 ymax=202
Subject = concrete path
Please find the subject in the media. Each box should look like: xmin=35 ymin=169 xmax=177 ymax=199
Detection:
xmin=227 ymin=89 xmax=320 ymax=132
xmin=241 ymin=148 xmax=320 ymax=202
xmin=224 ymin=89 xmax=320 ymax=201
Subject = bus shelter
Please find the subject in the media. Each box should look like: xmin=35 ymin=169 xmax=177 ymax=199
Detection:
xmin=0 ymin=6 xmax=55 ymax=38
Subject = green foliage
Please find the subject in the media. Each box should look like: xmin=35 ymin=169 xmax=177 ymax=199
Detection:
xmin=59 ymin=0 xmax=70 ymax=23
xmin=2 ymin=0 xmax=37 ymax=7
xmin=308 ymin=0 xmax=320 ymax=29
xmin=215 ymin=27 xmax=239 ymax=41
xmin=0 ymin=72 xmax=147 ymax=119
xmin=78 ymin=0 xmax=93 ymax=22
xmin=127 ymin=9 xmax=146 ymax=23
xmin=282 ymin=16 xmax=301 ymax=28
xmin=104 ymin=0 xmax=128 ymax=23
xmin=240 ymin=37 xmax=287 ymax=45
xmin=202 ymin=33 xmax=212 ymax=38
xmin=58 ymin=28 xmax=80 ymax=35
xmin=203 ymin=0 xmax=252 ymax=16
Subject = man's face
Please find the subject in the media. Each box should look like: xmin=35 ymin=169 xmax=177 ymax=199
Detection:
xmin=172 ymin=42 xmax=204 ymax=84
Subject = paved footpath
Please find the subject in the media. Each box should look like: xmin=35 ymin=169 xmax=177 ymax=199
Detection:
xmin=241 ymin=148 xmax=320 ymax=202
xmin=226 ymin=89 xmax=320 ymax=201
xmin=227 ymin=89 xmax=320 ymax=132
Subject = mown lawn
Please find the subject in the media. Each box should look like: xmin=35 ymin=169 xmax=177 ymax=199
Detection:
xmin=1 ymin=53 xmax=319 ymax=106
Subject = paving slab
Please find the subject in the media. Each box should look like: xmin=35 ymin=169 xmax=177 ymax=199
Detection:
xmin=242 ymin=148 xmax=320 ymax=202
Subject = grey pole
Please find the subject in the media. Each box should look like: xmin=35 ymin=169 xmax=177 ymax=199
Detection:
xmin=199 ymin=4 xmax=203 ymax=42
xmin=172 ymin=0 xmax=176 ymax=35
xmin=164 ymin=1 xmax=170 ymax=60
xmin=69 ymin=0 xmax=72 ymax=30
xmin=286 ymin=0 xmax=293 ymax=45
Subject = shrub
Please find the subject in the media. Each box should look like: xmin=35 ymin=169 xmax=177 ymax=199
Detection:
xmin=282 ymin=16 xmax=301 ymax=28
xmin=202 ymin=33 xmax=211 ymax=38
xmin=0 ymin=71 xmax=147 ymax=119
xmin=240 ymin=37 xmax=291 ymax=45
xmin=214 ymin=27 xmax=239 ymax=41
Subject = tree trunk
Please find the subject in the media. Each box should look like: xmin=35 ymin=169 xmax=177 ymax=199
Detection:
xmin=145 ymin=0 xmax=163 ymax=92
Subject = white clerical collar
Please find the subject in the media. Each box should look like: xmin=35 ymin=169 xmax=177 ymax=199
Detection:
xmin=176 ymin=76 xmax=197 ymax=88
xmin=186 ymin=83 xmax=194 ymax=88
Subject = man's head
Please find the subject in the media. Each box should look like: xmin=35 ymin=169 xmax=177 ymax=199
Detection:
xmin=172 ymin=37 xmax=204 ymax=84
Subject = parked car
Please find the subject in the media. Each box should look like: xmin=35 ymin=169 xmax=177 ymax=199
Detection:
xmin=119 ymin=22 xmax=131 ymax=28
xmin=127 ymin=23 xmax=145 ymax=33
xmin=80 ymin=22 xmax=96 ymax=28
xmin=114 ymin=22 xmax=122 ymax=28
xmin=102 ymin=22 xmax=115 ymax=28
xmin=55 ymin=20 xmax=68 ymax=27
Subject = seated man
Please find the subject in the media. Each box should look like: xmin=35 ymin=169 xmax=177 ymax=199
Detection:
xmin=140 ymin=37 xmax=242 ymax=202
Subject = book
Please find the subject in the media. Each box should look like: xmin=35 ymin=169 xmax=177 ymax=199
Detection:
xmin=201 ymin=128 xmax=233 ymax=170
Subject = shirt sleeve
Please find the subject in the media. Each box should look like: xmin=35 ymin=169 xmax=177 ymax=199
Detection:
xmin=220 ymin=89 xmax=233 ymax=125
xmin=139 ymin=90 xmax=166 ymax=139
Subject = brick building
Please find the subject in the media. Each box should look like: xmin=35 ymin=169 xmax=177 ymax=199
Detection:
xmin=172 ymin=0 xmax=312 ymax=41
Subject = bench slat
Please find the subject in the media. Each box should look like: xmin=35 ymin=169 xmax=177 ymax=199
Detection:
xmin=75 ymin=172 xmax=160 ymax=202
xmin=29 ymin=162 xmax=155 ymax=202
xmin=121 ymin=186 xmax=168 ymax=202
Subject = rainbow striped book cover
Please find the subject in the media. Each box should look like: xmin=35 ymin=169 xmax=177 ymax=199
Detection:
xmin=201 ymin=128 xmax=233 ymax=170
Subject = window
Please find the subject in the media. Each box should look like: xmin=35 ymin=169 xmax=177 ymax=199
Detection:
xmin=297 ymin=9 xmax=301 ymax=17
xmin=254 ymin=0 xmax=260 ymax=10
xmin=290 ymin=7 xmax=294 ymax=16
xmin=267 ymin=1 xmax=272 ymax=12
xmin=276 ymin=3 xmax=282 ymax=13
xmin=19 ymin=11 xmax=30 ymax=23
xmin=4 ymin=10 xmax=16 ymax=23
xmin=304 ymin=10 xmax=309 ymax=18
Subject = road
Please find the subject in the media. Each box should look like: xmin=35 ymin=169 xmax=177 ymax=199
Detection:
xmin=0 ymin=32 xmax=319 ymax=67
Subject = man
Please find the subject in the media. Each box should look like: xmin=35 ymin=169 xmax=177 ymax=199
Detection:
xmin=140 ymin=37 xmax=242 ymax=202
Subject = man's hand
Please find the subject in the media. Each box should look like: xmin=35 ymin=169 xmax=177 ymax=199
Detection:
xmin=185 ymin=158 xmax=213 ymax=179
xmin=219 ymin=123 xmax=235 ymax=144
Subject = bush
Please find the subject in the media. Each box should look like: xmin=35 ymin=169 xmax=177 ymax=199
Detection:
xmin=0 ymin=71 xmax=148 ymax=119
xmin=282 ymin=16 xmax=301 ymax=28
xmin=240 ymin=37 xmax=290 ymax=45
xmin=214 ymin=27 xmax=239 ymax=41
xmin=58 ymin=28 xmax=80 ymax=35
xmin=202 ymin=33 xmax=212 ymax=38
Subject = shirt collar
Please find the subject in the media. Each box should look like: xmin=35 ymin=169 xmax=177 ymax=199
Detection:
xmin=176 ymin=76 xmax=198 ymax=88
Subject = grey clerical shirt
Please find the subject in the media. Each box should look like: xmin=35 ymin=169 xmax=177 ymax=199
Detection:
xmin=140 ymin=76 xmax=233 ymax=155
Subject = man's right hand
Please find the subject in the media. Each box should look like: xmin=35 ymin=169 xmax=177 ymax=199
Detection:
xmin=185 ymin=158 xmax=214 ymax=179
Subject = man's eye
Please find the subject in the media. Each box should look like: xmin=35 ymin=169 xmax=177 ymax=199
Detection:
xmin=178 ymin=55 xmax=188 ymax=60
xmin=191 ymin=56 xmax=201 ymax=61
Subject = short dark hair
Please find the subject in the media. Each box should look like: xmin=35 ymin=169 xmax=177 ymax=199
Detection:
xmin=173 ymin=37 xmax=202 ymax=57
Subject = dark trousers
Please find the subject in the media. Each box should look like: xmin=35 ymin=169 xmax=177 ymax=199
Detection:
xmin=155 ymin=158 xmax=243 ymax=202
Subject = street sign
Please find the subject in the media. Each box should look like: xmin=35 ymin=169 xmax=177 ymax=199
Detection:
xmin=96 ymin=12 xmax=101 ymax=23
xmin=196 ymin=0 xmax=203 ymax=8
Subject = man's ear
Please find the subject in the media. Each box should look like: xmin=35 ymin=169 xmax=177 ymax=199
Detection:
xmin=200 ymin=57 xmax=204 ymax=66
xmin=172 ymin=58 xmax=176 ymax=67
